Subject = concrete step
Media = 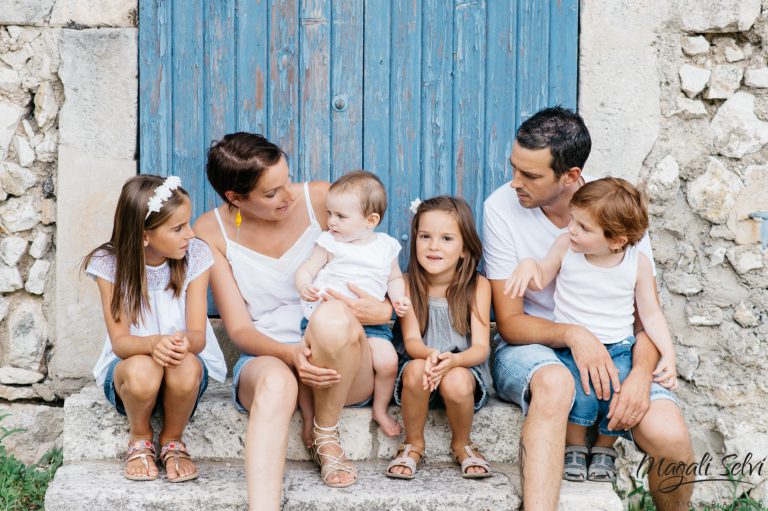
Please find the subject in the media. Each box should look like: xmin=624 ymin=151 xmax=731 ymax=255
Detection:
xmin=45 ymin=459 xmax=624 ymax=511
xmin=63 ymin=381 xmax=523 ymax=463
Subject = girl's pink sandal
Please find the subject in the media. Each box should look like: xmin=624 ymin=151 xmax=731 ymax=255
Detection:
xmin=160 ymin=440 xmax=199 ymax=483
xmin=124 ymin=439 xmax=158 ymax=481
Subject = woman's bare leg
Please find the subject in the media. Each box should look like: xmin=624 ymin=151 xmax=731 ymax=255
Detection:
xmin=237 ymin=356 xmax=298 ymax=511
xmin=304 ymin=300 xmax=373 ymax=486
xmin=113 ymin=355 xmax=164 ymax=479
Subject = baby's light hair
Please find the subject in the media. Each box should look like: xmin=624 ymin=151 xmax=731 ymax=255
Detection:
xmin=570 ymin=177 xmax=648 ymax=247
xmin=329 ymin=170 xmax=387 ymax=222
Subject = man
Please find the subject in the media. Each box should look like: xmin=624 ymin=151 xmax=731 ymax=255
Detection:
xmin=484 ymin=107 xmax=694 ymax=510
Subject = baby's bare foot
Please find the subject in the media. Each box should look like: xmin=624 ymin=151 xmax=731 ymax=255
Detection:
xmin=372 ymin=409 xmax=402 ymax=437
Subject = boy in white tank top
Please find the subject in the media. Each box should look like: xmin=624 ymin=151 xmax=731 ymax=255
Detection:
xmin=505 ymin=177 xmax=678 ymax=483
xmin=295 ymin=171 xmax=410 ymax=442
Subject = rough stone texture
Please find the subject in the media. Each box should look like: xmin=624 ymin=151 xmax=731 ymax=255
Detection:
xmin=25 ymin=258 xmax=50 ymax=294
xmin=579 ymin=0 xmax=667 ymax=182
xmin=50 ymin=0 xmax=138 ymax=28
xmin=680 ymin=0 xmax=762 ymax=32
xmin=726 ymin=245 xmax=764 ymax=274
xmin=663 ymin=269 xmax=703 ymax=295
xmin=0 ymin=264 xmax=23 ymax=292
xmin=33 ymin=81 xmax=58 ymax=130
xmin=710 ymin=91 xmax=768 ymax=157
xmin=745 ymin=67 xmax=768 ymax=87
xmin=52 ymin=27 xmax=138 ymax=391
xmin=685 ymin=301 xmax=724 ymax=326
xmin=647 ymin=155 xmax=680 ymax=203
xmin=0 ymin=235 xmax=27 ymax=266
xmin=0 ymin=162 xmax=37 ymax=196
xmin=6 ymin=297 xmax=47 ymax=371
xmin=1 ymin=1 xmax=56 ymax=26
xmin=686 ymin=157 xmax=744 ymax=224
xmin=704 ymin=64 xmax=744 ymax=99
xmin=0 ymin=403 xmax=62 ymax=465
xmin=0 ymin=195 xmax=40 ymax=233
xmin=733 ymin=301 xmax=759 ymax=326
xmin=0 ymin=99 xmax=26 ymax=157
xmin=681 ymin=35 xmax=710 ymax=55
xmin=728 ymin=164 xmax=768 ymax=245
xmin=29 ymin=230 xmax=52 ymax=258
xmin=680 ymin=64 xmax=712 ymax=97
xmin=0 ymin=297 xmax=8 ymax=323
xmin=670 ymin=96 xmax=708 ymax=118
xmin=0 ymin=367 xmax=45 ymax=384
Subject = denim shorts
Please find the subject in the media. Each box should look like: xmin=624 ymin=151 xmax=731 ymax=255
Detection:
xmin=555 ymin=337 xmax=635 ymax=439
xmin=492 ymin=336 xmax=679 ymax=425
xmin=299 ymin=317 xmax=393 ymax=341
xmin=393 ymin=359 xmax=490 ymax=413
xmin=231 ymin=351 xmax=373 ymax=414
xmin=103 ymin=354 xmax=209 ymax=417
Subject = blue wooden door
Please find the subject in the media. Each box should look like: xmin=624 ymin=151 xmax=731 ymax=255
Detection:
xmin=139 ymin=0 xmax=578 ymax=243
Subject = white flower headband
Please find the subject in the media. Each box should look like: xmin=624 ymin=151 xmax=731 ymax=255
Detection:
xmin=409 ymin=198 xmax=422 ymax=214
xmin=145 ymin=175 xmax=182 ymax=219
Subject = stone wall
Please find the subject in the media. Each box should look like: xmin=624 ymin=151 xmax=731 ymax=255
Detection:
xmin=0 ymin=0 xmax=137 ymax=464
xmin=581 ymin=0 xmax=768 ymax=505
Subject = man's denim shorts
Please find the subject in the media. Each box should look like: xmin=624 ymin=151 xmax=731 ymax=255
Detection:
xmin=103 ymin=354 xmax=209 ymax=417
xmin=491 ymin=335 xmax=679 ymax=419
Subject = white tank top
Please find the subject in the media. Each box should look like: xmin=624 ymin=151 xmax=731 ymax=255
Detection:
xmin=214 ymin=182 xmax=322 ymax=345
xmin=553 ymin=245 xmax=639 ymax=344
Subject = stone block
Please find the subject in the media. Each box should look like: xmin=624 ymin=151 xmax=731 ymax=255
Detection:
xmin=663 ymin=270 xmax=703 ymax=296
xmin=0 ymin=162 xmax=36 ymax=196
xmin=733 ymin=301 xmax=758 ymax=327
xmin=58 ymin=28 xmax=137 ymax=160
xmin=0 ymin=235 xmax=27 ymax=266
xmin=681 ymin=35 xmax=710 ymax=55
xmin=685 ymin=301 xmax=724 ymax=326
xmin=50 ymin=0 xmax=138 ymax=27
xmin=29 ymin=230 xmax=52 ymax=258
xmin=0 ymin=68 xmax=22 ymax=94
xmin=648 ymin=155 xmax=680 ymax=203
xmin=12 ymin=135 xmax=35 ymax=167
xmin=727 ymin=164 xmax=768 ymax=245
xmin=0 ymin=0 xmax=55 ymax=25
xmin=679 ymin=0 xmax=761 ymax=32
xmin=679 ymin=64 xmax=711 ymax=97
xmin=671 ymin=96 xmax=708 ymax=118
xmin=710 ymin=92 xmax=768 ymax=158
xmin=6 ymin=297 xmax=47 ymax=371
xmin=0 ymin=264 xmax=23 ymax=292
xmin=52 ymin=146 xmax=135 ymax=387
xmin=686 ymin=157 xmax=743 ymax=224
xmin=726 ymin=245 xmax=764 ymax=274
xmin=25 ymin=258 xmax=50 ymax=294
xmin=0 ymin=297 xmax=8 ymax=323
xmin=705 ymin=64 xmax=744 ymax=99
xmin=0 ymin=195 xmax=40 ymax=232
xmin=745 ymin=67 xmax=768 ymax=88
xmin=0 ymin=99 xmax=26 ymax=157
xmin=0 ymin=403 xmax=62 ymax=465
xmin=34 ymin=81 xmax=59 ymax=131
xmin=0 ymin=366 xmax=45 ymax=384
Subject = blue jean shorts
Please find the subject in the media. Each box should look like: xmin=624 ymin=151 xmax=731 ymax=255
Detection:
xmin=393 ymin=359 xmax=490 ymax=413
xmin=231 ymin=351 xmax=373 ymax=414
xmin=555 ymin=337 xmax=635 ymax=439
xmin=299 ymin=317 xmax=393 ymax=341
xmin=492 ymin=336 xmax=679 ymax=424
xmin=103 ymin=354 xmax=209 ymax=417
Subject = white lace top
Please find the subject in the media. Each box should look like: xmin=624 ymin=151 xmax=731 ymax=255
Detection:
xmin=86 ymin=237 xmax=227 ymax=385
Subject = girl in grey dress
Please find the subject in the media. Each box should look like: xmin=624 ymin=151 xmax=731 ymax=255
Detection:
xmin=387 ymin=196 xmax=493 ymax=480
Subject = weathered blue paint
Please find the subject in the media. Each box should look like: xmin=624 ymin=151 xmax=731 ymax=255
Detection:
xmin=139 ymin=0 xmax=578 ymax=242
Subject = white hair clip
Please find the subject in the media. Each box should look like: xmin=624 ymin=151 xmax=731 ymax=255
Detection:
xmin=409 ymin=198 xmax=422 ymax=214
xmin=145 ymin=175 xmax=182 ymax=219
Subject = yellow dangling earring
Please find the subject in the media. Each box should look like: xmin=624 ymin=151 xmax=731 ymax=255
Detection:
xmin=235 ymin=208 xmax=242 ymax=245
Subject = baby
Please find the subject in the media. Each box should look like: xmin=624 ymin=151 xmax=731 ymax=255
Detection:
xmin=295 ymin=170 xmax=410 ymax=441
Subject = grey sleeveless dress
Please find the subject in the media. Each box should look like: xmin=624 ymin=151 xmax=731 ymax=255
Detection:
xmin=393 ymin=297 xmax=491 ymax=411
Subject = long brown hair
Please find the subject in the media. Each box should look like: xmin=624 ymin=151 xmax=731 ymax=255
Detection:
xmin=406 ymin=196 xmax=484 ymax=336
xmin=82 ymin=175 xmax=190 ymax=325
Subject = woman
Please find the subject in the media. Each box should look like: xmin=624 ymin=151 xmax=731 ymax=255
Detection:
xmin=194 ymin=133 xmax=391 ymax=510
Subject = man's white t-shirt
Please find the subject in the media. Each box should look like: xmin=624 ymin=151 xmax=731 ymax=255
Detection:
xmin=482 ymin=176 xmax=656 ymax=321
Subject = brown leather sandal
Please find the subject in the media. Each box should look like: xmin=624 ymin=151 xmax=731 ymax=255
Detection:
xmin=386 ymin=443 xmax=426 ymax=480
xmin=453 ymin=443 xmax=493 ymax=479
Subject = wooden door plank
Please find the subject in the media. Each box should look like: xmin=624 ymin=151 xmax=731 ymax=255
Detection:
xmin=237 ymin=0 xmax=269 ymax=137
xmin=269 ymin=0 xmax=300 ymax=164
xmin=548 ymin=0 xmax=578 ymax=109
xmin=516 ymin=0 xmax=549 ymax=127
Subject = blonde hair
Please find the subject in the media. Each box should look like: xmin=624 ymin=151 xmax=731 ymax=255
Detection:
xmin=329 ymin=170 xmax=387 ymax=221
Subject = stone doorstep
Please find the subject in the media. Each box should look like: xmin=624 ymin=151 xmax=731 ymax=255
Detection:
xmin=44 ymin=460 xmax=624 ymax=511
xmin=63 ymin=381 xmax=523 ymax=463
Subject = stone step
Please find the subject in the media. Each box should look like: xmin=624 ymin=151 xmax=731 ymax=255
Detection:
xmin=63 ymin=381 xmax=524 ymax=463
xmin=45 ymin=460 xmax=624 ymax=511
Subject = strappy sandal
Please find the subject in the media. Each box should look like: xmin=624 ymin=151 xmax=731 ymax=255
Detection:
xmin=452 ymin=443 xmax=493 ymax=479
xmin=386 ymin=443 xmax=425 ymax=480
xmin=309 ymin=419 xmax=358 ymax=488
xmin=588 ymin=446 xmax=618 ymax=482
xmin=160 ymin=440 xmax=199 ymax=483
xmin=563 ymin=445 xmax=589 ymax=482
xmin=124 ymin=439 xmax=158 ymax=481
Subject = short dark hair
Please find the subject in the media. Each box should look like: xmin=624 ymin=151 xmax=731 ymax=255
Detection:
xmin=206 ymin=132 xmax=287 ymax=207
xmin=516 ymin=107 xmax=591 ymax=178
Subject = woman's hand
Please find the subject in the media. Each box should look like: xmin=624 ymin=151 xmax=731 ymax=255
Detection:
xmin=290 ymin=342 xmax=342 ymax=388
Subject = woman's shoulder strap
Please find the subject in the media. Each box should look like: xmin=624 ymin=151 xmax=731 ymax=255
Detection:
xmin=303 ymin=182 xmax=318 ymax=224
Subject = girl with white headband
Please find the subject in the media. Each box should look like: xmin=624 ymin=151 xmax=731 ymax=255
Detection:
xmin=83 ymin=175 xmax=226 ymax=483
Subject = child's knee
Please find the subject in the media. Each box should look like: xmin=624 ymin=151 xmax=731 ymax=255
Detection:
xmin=439 ymin=369 xmax=475 ymax=404
xmin=164 ymin=356 xmax=203 ymax=393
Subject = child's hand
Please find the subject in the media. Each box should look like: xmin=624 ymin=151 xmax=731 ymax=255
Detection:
xmin=652 ymin=355 xmax=678 ymax=390
xmin=300 ymin=284 xmax=322 ymax=302
xmin=429 ymin=352 xmax=456 ymax=383
xmin=152 ymin=334 xmax=180 ymax=367
xmin=503 ymin=259 xmax=543 ymax=297
xmin=393 ymin=296 xmax=411 ymax=317
xmin=422 ymin=350 xmax=440 ymax=391
xmin=169 ymin=331 xmax=190 ymax=363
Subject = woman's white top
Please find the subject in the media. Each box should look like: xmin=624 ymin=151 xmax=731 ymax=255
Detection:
xmin=214 ymin=182 xmax=321 ymax=345
xmin=303 ymin=231 xmax=401 ymax=318
xmin=86 ymin=238 xmax=227 ymax=385
xmin=553 ymin=245 xmax=639 ymax=345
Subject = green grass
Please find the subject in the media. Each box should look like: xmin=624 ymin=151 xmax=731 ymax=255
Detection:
xmin=0 ymin=413 xmax=63 ymax=511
